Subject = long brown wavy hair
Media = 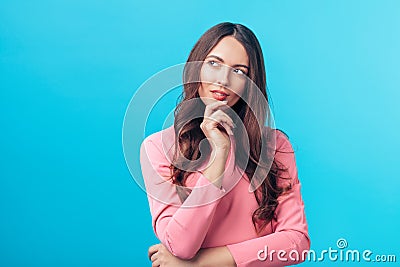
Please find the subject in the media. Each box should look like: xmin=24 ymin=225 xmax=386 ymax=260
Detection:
xmin=169 ymin=22 xmax=294 ymax=234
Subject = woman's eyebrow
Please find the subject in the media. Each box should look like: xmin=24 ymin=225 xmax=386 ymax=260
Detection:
xmin=206 ymin=54 xmax=249 ymax=69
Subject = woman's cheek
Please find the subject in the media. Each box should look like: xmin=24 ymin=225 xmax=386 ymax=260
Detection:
xmin=230 ymin=81 xmax=246 ymax=97
xmin=200 ymin=68 xmax=217 ymax=85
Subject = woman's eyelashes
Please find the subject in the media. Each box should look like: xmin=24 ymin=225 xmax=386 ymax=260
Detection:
xmin=233 ymin=69 xmax=246 ymax=75
xmin=208 ymin=60 xmax=221 ymax=68
xmin=207 ymin=60 xmax=247 ymax=76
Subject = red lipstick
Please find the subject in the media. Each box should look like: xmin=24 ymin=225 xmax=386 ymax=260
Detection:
xmin=211 ymin=90 xmax=229 ymax=101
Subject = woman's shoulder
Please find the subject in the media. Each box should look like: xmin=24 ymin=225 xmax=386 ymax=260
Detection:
xmin=141 ymin=125 xmax=176 ymax=158
xmin=275 ymin=128 xmax=294 ymax=152
xmin=142 ymin=125 xmax=175 ymax=145
xmin=270 ymin=127 xmax=299 ymax=186
xmin=263 ymin=126 xmax=294 ymax=153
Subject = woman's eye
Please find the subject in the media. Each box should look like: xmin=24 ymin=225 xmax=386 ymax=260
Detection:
xmin=208 ymin=60 xmax=219 ymax=67
xmin=233 ymin=69 xmax=245 ymax=75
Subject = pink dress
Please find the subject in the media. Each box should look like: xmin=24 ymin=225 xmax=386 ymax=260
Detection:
xmin=140 ymin=125 xmax=310 ymax=267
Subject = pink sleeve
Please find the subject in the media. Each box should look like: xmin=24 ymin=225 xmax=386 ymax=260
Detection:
xmin=140 ymin=136 xmax=228 ymax=260
xmin=226 ymin=132 xmax=311 ymax=267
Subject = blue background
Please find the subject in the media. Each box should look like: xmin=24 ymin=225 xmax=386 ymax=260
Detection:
xmin=1 ymin=0 xmax=399 ymax=266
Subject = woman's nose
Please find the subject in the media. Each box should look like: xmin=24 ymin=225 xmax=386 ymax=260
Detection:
xmin=216 ymin=65 xmax=230 ymax=87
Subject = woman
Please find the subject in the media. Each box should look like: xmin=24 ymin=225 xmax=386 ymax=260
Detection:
xmin=140 ymin=22 xmax=310 ymax=267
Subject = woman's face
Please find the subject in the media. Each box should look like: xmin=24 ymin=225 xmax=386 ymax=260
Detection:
xmin=198 ymin=36 xmax=249 ymax=107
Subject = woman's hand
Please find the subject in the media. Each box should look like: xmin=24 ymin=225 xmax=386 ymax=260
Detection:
xmin=199 ymin=100 xmax=235 ymax=188
xmin=148 ymin=243 xmax=193 ymax=267
xmin=200 ymin=100 xmax=235 ymax=152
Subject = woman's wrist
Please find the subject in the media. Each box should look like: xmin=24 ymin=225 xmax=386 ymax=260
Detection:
xmin=214 ymin=146 xmax=230 ymax=158
xmin=202 ymin=148 xmax=229 ymax=188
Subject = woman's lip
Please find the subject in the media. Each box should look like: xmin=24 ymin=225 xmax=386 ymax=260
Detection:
xmin=211 ymin=91 xmax=228 ymax=101
xmin=210 ymin=90 xmax=229 ymax=96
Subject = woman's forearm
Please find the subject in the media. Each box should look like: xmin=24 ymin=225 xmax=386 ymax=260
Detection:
xmin=189 ymin=246 xmax=236 ymax=267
